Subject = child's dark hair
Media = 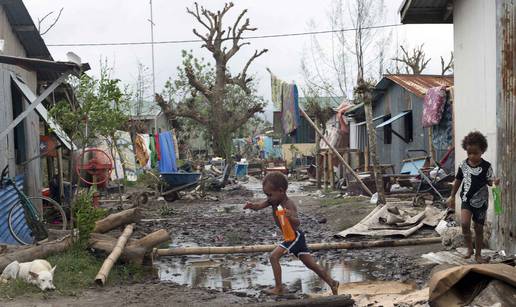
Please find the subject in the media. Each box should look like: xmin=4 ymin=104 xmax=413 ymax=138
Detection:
xmin=263 ymin=172 xmax=288 ymax=191
xmin=462 ymin=131 xmax=488 ymax=152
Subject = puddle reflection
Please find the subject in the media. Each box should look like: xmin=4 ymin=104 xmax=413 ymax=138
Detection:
xmin=156 ymin=256 xmax=372 ymax=295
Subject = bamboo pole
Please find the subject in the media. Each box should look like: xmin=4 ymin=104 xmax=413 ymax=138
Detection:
xmin=95 ymin=224 xmax=134 ymax=286
xmin=299 ymin=109 xmax=372 ymax=196
xmin=155 ymin=237 xmax=441 ymax=257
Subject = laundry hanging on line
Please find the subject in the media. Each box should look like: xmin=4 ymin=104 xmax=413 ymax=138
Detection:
xmin=269 ymin=71 xmax=301 ymax=136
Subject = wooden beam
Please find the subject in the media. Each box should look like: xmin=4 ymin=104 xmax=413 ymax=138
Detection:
xmin=299 ymin=109 xmax=372 ymax=196
xmin=0 ymin=73 xmax=69 ymax=142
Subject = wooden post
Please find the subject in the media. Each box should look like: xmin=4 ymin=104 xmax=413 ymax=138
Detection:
xmin=358 ymin=80 xmax=386 ymax=204
xmin=323 ymin=152 xmax=327 ymax=190
xmin=57 ymin=147 xmax=64 ymax=202
xmin=315 ymin=119 xmax=321 ymax=188
xmin=299 ymin=108 xmax=372 ymax=196
xmin=328 ymin=151 xmax=334 ymax=189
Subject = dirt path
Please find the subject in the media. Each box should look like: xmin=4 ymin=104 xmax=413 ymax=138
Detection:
xmin=1 ymin=183 xmax=444 ymax=306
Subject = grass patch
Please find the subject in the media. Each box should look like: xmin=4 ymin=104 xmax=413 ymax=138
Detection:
xmin=0 ymin=247 xmax=149 ymax=299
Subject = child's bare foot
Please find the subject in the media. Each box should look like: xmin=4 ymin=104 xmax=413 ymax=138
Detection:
xmin=330 ymin=280 xmax=339 ymax=295
xmin=463 ymin=249 xmax=474 ymax=259
xmin=263 ymin=287 xmax=283 ymax=295
xmin=475 ymin=255 xmax=489 ymax=263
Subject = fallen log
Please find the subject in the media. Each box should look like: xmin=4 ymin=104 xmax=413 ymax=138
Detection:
xmin=249 ymin=294 xmax=354 ymax=307
xmin=93 ymin=208 xmax=141 ymax=233
xmin=0 ymin=235 xmax=73 ymax=271
xmin=89 ymin=229 xmax=170 ymax=264
xmin=155 ymin=237 xmax=441 ymax=256
xmin=95 ymin=224 xmax=134 ymax=286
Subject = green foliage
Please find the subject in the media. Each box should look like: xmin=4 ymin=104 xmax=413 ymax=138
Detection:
xmin=0 ymin=247 xmax=147 ymax=298
xmin=49 ymin=62 xmax=130 ymax=147
xmin=72 ymin=191 xmax=106 ymax=248
xmin=158 ymin=206 xmax=175 ymax=217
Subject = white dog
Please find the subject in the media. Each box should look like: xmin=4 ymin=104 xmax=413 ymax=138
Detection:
xmin=1 ymin=259 xmax=56 ymax=291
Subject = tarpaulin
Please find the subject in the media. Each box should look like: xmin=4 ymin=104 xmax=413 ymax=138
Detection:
xmin=159 ymin=131 xmax=178 ymax=173
xmin=336 ymin=203 xmax=446 ymax=238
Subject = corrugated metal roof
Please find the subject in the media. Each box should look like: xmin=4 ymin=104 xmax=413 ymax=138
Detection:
xmin=377 ymin=74 xmax=454 ymax=98
xmin=0 ymin=176 xmax=33 ymax=245
xmin=399 ymin=0 xmax=453 ymax=24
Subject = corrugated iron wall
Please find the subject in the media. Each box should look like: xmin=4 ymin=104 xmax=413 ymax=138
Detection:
xmin=495 ymin=0 xmax=515 ymax=254
xmin=0 ymin=176 xmax=33 ymax=245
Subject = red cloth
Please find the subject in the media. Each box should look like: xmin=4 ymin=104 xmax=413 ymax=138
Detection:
xmin=422 ymin=86 xmax=447 ymax=127
xmin=154 ymin=133 xmax=161 ymax=160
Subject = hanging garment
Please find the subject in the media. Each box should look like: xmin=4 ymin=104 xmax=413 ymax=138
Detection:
xmin=271 ymin=73 xmax=283 ymax=109
xmin=336 ymin=101 xmax=353 ymax=134
xmin=422 ymin=86 xmax=447 ymax=127
xmin=281 ymin=83 xmax=301 ymax=135
xmin=159 ymin=131 xmax=178 ymax=173
xmin=432 ymin=101 xmax=453 ymax=150
xmin=135 ymin=134 xmax=150 ymax=168
xmin=154 ymin=133 xmax=161 ymax=161
xmin=141 ymin=134 xmax=152 ymax=170
xmin=149 ymin=135 xmax=157 ymax=168
xmin=172 ymin=131 xmax=179 ymax=160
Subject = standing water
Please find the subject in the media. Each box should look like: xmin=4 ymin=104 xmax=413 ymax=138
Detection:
xmin=156 ymin=254 xmax=374 ymax=296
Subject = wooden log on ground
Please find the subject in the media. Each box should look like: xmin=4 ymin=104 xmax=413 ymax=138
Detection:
xmin=89 ymin=229 xmax=170 ymax=264
xmin=0 ymin=235 xmax=73 ymax=271
xmin=93 ymin=208 xmax=141 ymax=233
xmin=155 ymin=237 xmax=441 ymax=256
xmin=248 ymin=294 xmax=354 ymax=307
xmin=95 ymin=224 xmax=134 ymax=286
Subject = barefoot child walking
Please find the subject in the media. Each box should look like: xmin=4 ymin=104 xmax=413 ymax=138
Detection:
xmin=244 ymin=172 xmax=339 ymax=295
xmin=447 ymin=131 xmax=499 ymax=263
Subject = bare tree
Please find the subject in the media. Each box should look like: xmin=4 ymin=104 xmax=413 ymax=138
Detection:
xmin=301 ymin=0 xmax=390 ymax=99
xmin=391 ymin=44 xmax=431 ymax=75
xmin=156 ymin=2 xmax=268 ymax=170
xmin=440 ymin=52 xmax=454 ymax=75
xmin=38 ymin=8 xmax=64 ymax=36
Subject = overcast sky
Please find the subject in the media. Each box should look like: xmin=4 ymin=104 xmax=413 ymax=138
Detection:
xmin=24 ymin=0 xmax=453 ymax=120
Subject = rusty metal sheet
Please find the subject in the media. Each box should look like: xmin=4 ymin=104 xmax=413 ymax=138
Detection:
xmin=385 ymin=75 xmax=454 ymax=97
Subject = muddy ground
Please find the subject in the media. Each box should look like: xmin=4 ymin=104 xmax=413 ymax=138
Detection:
xmin=0 ymin=181 xmax=444 ymax=306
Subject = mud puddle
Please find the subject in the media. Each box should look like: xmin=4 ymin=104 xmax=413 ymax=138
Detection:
xmin=155 ymin=254 xmax=375 ymax=297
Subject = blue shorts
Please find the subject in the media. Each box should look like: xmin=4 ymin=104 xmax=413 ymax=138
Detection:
xmin=279 ymin=230 xmax=310 ymax=257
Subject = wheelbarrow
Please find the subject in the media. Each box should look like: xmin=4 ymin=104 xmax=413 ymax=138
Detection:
xmin=160 ymin=172 xmax=201 ymax=202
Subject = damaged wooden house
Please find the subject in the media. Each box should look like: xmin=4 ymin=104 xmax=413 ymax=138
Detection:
xmin=0 ymin=0 xmax=88 ymax=244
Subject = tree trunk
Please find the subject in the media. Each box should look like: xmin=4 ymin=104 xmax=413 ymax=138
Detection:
xmin=95 ymin=224 xmax=134 ymax=286
xmin=363 ymin=97 xmax=386 ymax=204
xmin=0 ymin=236 xmax=73 ymax=271
xmin=93 ymin=208 xmax=141 ymax=233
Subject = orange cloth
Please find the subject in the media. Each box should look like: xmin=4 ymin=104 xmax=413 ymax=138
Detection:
xmin=135 ymin=134 xmax=150 ymax=167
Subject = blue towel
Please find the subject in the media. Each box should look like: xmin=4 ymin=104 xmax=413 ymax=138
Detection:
xmin=159 ymin=131 xmax=177 ymax=173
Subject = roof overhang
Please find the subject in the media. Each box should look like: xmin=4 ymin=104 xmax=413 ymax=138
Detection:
xmin=0 ymin=54 xmax=90 ymax=80
xmin=399 ymin=0 xmax=453 ymax=24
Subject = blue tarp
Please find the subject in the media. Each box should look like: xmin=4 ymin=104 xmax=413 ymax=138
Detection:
xmin=0 ymin=175 xmax=32 ymax=245
xmin=159 ymin=131 xmax=178 ymax=173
